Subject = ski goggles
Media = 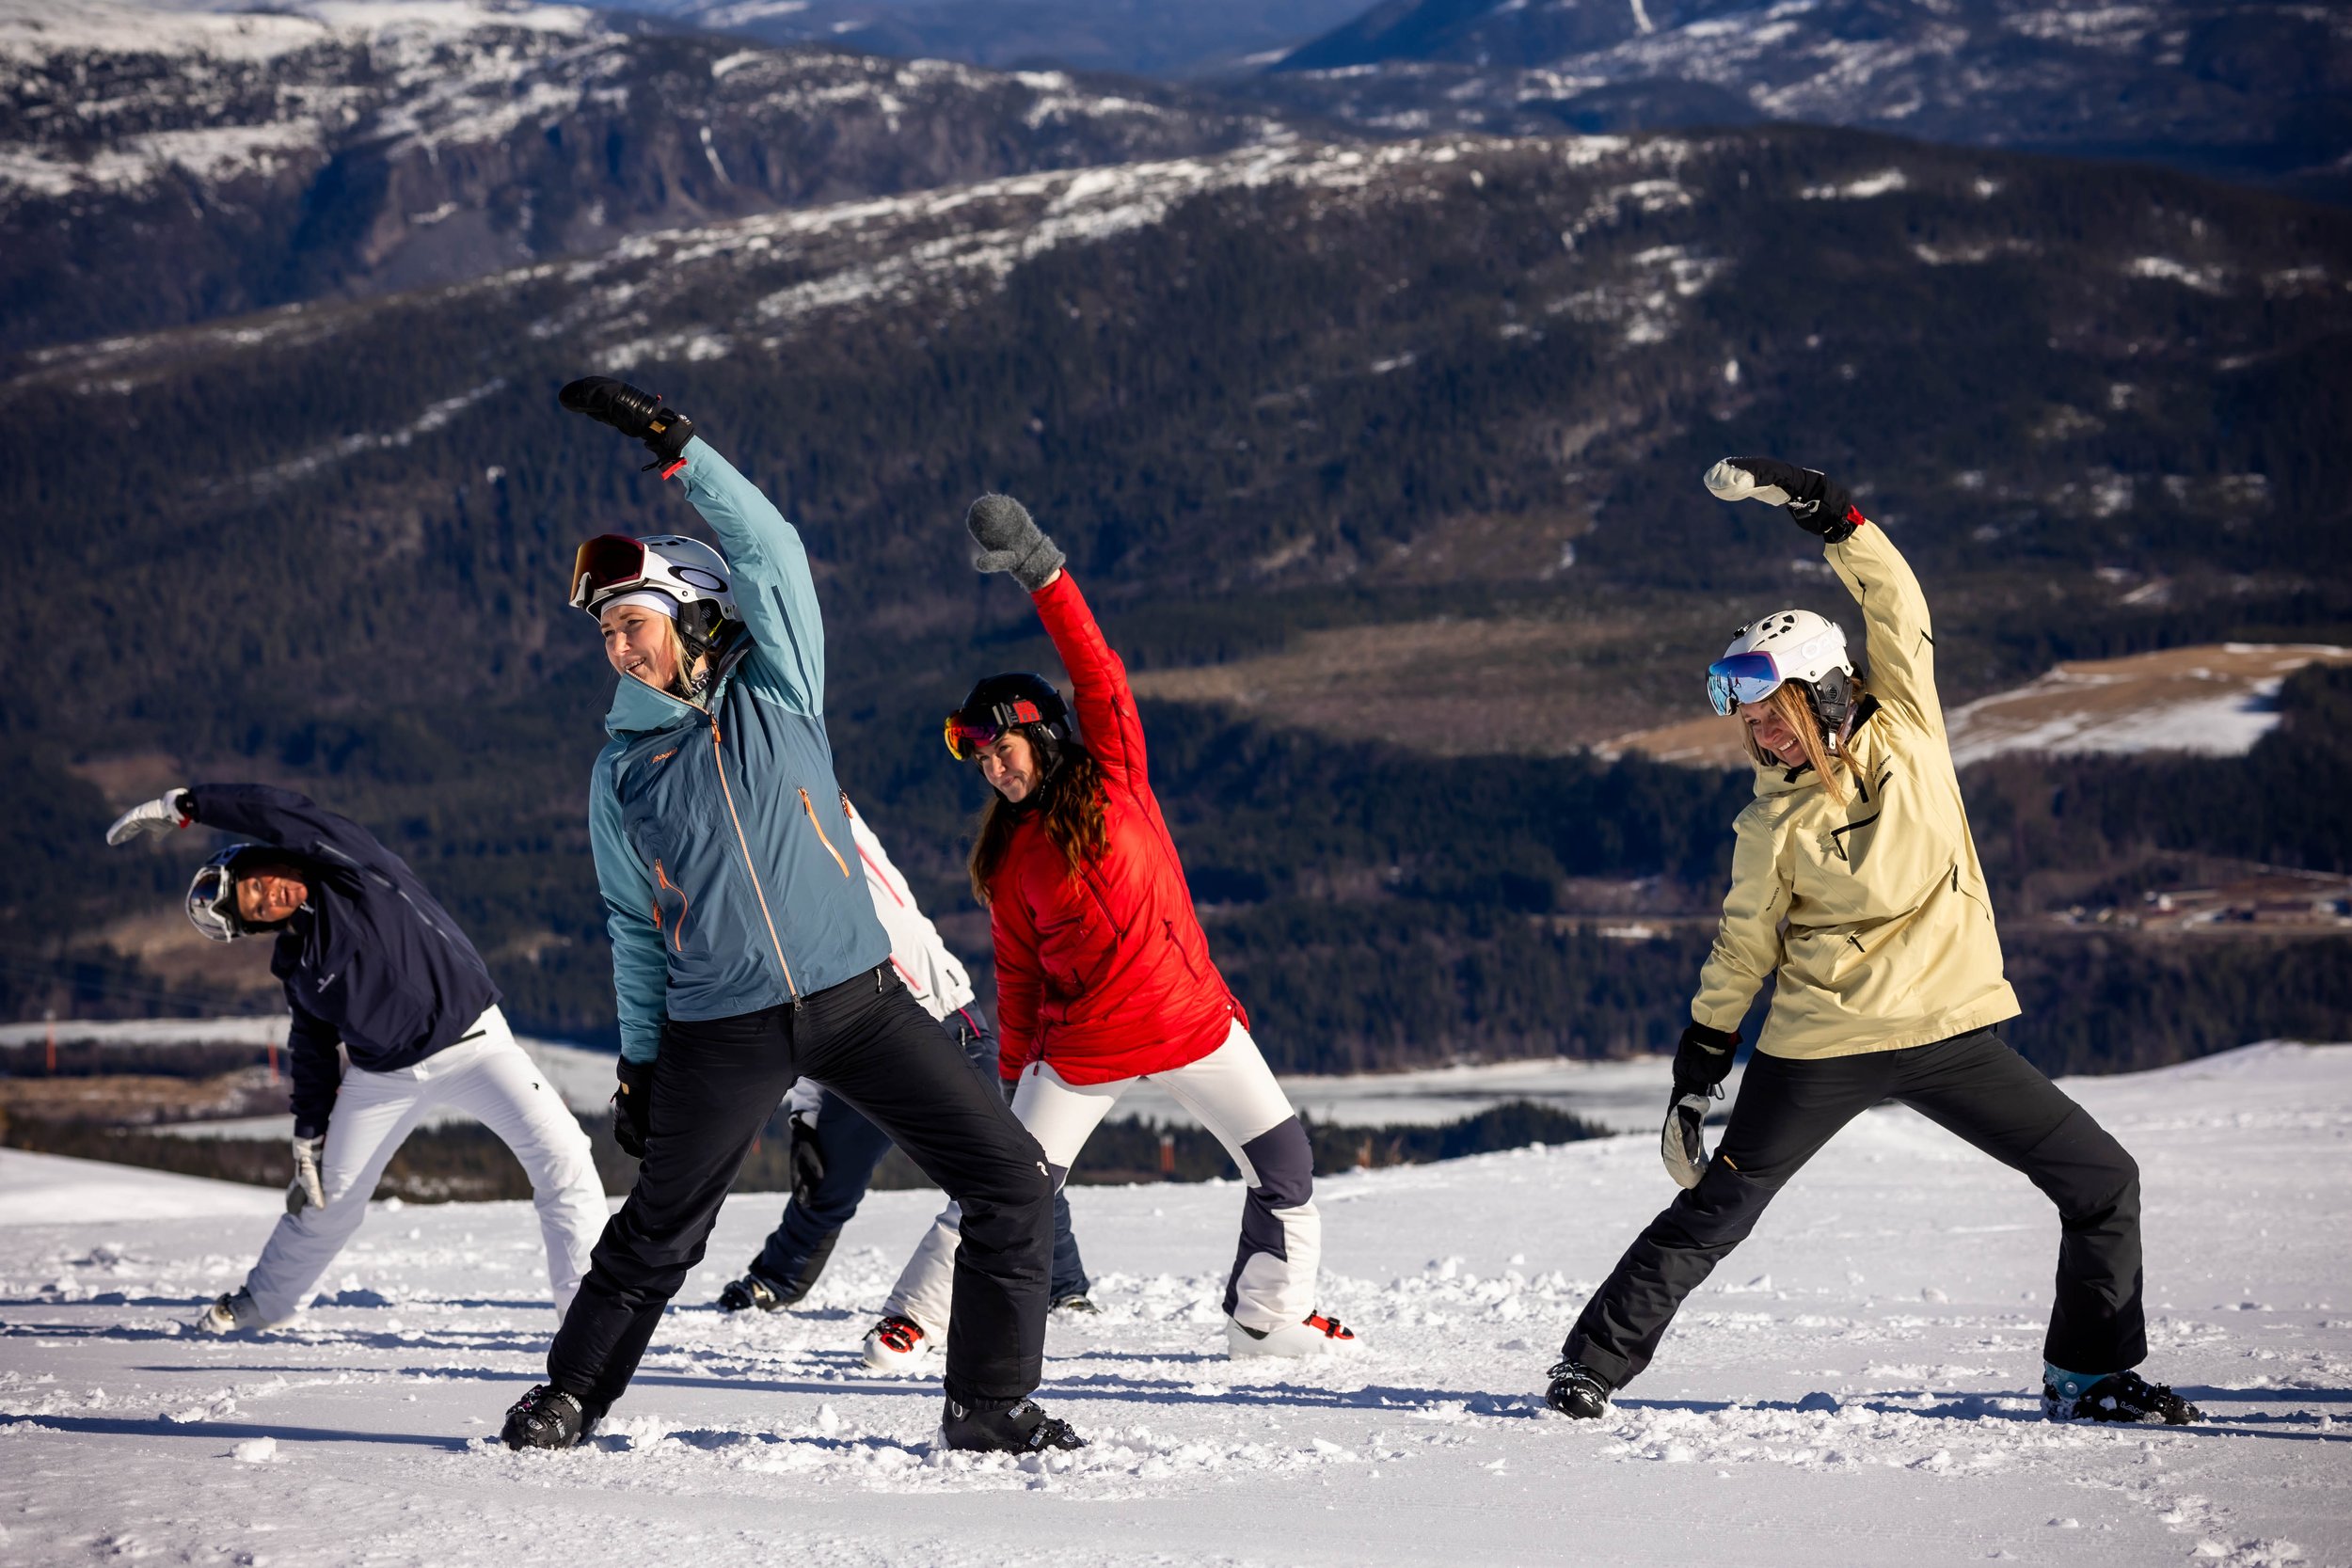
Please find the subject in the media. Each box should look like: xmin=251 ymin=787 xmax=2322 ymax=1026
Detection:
xmin=571 ymin=534 xmax=657 ymax=613
xmin=943 ymin=699 xmax=1049 ymax=761
xmin=572 ymin=534 xmax=731 ymax=615
xmin=1706 ymin=652 xmax=1786 ymax=715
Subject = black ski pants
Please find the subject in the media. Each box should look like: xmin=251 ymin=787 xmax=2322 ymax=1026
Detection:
xmin=1565 ymin=1024 xmax=2145 ymax=1392
xmin=548 ymin=965 xmax=1054 ymax=1415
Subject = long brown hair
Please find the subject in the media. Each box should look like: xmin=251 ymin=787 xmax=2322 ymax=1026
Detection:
xmin=968 ymin=742 xmax=1111 ymax=904
xmin=1740 ymin=677 xmax=1868 ymax=804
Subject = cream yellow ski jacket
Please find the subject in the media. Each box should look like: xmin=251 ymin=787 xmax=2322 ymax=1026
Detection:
xmin=1690 ymin=518 xmax=2019 ymax=1060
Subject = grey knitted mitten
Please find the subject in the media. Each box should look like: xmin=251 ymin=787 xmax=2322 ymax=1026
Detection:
xmin=967 ymin=494 xmax=1066 ymax=591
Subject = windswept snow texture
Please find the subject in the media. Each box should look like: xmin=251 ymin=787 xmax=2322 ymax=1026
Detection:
xmin=1 ymin=1042 xmax=2347 ymax=1565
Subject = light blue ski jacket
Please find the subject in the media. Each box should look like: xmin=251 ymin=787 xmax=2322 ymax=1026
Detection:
xmin=587 ymin=436 xmax=889 ymax=1064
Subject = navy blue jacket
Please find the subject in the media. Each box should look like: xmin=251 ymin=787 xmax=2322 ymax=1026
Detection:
xmin=184 ymin=784 xmax=501 ymax=1136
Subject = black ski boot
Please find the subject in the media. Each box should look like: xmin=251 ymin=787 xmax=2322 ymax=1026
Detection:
xmin=1050 ymin=1292 xmax=1099 ymax=1315
xmin=1544 ymin=1360 xmax=1613 ymax=1419
xmin=501 ymin=1384 xmax=596 ymax=1450
xmin=718 ymin=1273 xmax=785 ymax=1313
xmin=939 ymin=1396 xmax=1087 ymax=1454
xmin=2042 ymin=1369 xmax=2202 ymax=1425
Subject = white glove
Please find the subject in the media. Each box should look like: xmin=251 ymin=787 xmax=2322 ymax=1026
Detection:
xmin=1661 ymin=1093 xmax=1712 ymax=1190
xmin=286 ymin=1134 xmax=327 ymax=1215
xmin=104 ymin=789 xmax=193 ymax=846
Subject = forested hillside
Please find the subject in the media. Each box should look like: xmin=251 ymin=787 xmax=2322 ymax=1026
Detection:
xmin=8 ymin=114 xmax=2350 ymax=1076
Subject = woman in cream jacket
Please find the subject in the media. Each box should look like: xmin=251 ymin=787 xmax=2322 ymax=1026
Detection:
xmin=1542 ymin=457 xmax=2199 ymax=1428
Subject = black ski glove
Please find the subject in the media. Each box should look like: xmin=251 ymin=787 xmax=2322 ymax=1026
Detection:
xmin=1704 ymin=456 xmax=1859 ymax=543
xmin=967 ymin=494 xmax=1066 ymax=592
xmin=611 ymin=1057 xmax=653 ymax=1160
xmin=560 ymin=376 xmax=696 ymax=479
xmin=787 ymin=1110 xmax=824 ymax=1205
xmin=1672 ymin=1021 xmax=1740 ymax=1099
xmin=1661 ymin=1022 xmax=1739 ymax=1190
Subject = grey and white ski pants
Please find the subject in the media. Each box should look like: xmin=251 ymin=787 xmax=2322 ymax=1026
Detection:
xmin=1565 ymin=1024 xmax=2145 ymax=1391
xmin=242 ymin=1007 xmax=607 ymax=1324
xmin=883 ymin=1018 xmax=1319 ymax=1335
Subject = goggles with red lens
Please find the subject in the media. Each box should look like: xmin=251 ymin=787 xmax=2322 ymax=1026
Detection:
xmin=571 ymin=534 xmax=653 ymax=612
xmin=1706 ymin=652 xmax=1784 ymax=716
xmin=942 ymin=697 xmax=1047 ymax=761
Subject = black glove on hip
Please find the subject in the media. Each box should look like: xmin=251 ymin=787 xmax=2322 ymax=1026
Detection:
xmin=1704 ymin=456 xmax=1859 ymax=542
xmin=1672 ymin=1021 xmax=1740 ymax=1099
xmin=611 ymin=1057 xmax=654 ymax=1160
xmin=560 ymin=376 xmax=696 ymax=478
xmin=966 ymin=494 xmax=1066 ymax=592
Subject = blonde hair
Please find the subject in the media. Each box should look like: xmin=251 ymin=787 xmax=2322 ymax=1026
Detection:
xmin=1740 ymin=678 xmax=1866 ymax=803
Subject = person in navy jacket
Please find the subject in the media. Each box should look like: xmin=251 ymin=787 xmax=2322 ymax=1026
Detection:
xmin=104 ymin=783 xmax=608 ymax=1334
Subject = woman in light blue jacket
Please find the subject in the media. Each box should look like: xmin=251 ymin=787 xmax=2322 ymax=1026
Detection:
xmin=500 ymin=377 xmax=1080 ymax=1457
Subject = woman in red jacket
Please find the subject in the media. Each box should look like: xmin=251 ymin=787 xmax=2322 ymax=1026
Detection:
xmin=863 ymin=495 xmax=1359 ymax=1366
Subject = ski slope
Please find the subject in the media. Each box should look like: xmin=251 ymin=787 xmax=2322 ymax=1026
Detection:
xmin=1 ymin=1043 xmax=2345 ymax=1567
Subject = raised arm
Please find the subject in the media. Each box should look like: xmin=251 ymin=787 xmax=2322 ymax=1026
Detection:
xmin=559 ymin=377 xmax=826 ymax=713
xmin=674 ymin=437 xmax=826 ymax=714
xmin=589 ymin=762 xmax=667 ymax=1066
xmin=1689 ymin=806 xmax=1791 ymax=1036
xmin=1825 ymin=518 xmax=1941 ymax=736
xmin=963 ymin=494 xmax=1149 ymax=787
xmin=1030 ymin=570 xmax=1148 ymax=786
xmin=181 ymin=784 xmax=394 ymax=874
xmin=1704 ymin=455 xmax=1942 ymax=735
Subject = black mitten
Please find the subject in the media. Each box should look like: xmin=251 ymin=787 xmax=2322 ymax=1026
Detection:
xmin=1704 ymin=456 xmax=1859 ymax=542
xmin=788 ymin=1110 xmax=825 ymax=1205
xmin=560 ymin=376 xmax=696 ymax=477
xmin=1672 ymin=1021 xmax=1740 ymax=1099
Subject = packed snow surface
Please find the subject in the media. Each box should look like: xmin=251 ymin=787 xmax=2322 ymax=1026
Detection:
xmin=2 ymin=1042 xmax=2346 ymax=1566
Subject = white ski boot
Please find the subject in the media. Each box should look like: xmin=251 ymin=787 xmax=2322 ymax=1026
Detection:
xmin=861 ymin=1313 xmax=934 ymax=1373
xmin=192 ymin=1288 xmax=265 ymax=1335
xmin=1226 ymin=1310 xmax=1359 ymax=1359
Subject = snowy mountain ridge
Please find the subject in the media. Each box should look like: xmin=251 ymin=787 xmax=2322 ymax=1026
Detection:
xmin=0 ymin=0 xmax=1293 ymax=349
xmin=1263 ymin=0 xmax=2352 ymax=203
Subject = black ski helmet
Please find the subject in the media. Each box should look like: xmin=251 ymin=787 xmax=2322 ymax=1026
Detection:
xmin=943 ymin=673 xmax=1072 ymax=766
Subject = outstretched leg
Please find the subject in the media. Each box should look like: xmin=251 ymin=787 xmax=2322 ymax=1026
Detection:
xmin=1890 ymin=1026 xmax=2146 ymax=1375
xmin=242 ymin=1064 xmax=435 ymax=1323
xmin=445 ymin=1013 xmax=609 ymax=1321
xmin=1563 ymin=1049 xmax=1889 ymax=1391
xmin=1152 ymin=1022 xmax=1327 ymax=1337
xmin=812 ymin=974 xmax=1057 ymax=1413
xmin=548 ymin=1006 xmax=795 ymax=1416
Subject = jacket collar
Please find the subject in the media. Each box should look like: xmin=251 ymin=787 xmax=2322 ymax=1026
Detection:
xmin=601 ymin=636 xmax=753 ymax=739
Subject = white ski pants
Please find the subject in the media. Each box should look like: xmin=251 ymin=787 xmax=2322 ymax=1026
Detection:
xmin=883 ymin=1019 xmax=1320 ymax=1335
xmin=242 ymin=1007 xmax=608 ymax=1324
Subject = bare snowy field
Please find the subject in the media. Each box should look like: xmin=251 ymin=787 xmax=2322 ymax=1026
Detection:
xmin=2 ymin=1043 xmax=2345 ymax=1567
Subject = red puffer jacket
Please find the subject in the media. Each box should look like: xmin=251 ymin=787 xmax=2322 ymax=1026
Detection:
xmin=989 ymin=571 xmax=1244 ymax=1085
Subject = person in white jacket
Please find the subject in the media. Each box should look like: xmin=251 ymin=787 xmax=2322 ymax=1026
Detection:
xmin=712 ymin=801 xmax=1091 ymax=1320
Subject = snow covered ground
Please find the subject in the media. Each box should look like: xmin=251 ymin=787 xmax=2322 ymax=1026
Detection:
xmin=1 ymin=1042 xmax=2345 ymax=1567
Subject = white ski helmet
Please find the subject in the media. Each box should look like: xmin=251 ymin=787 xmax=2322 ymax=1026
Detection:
xmin=185 ymin=845 xmax=299 ymax=942
xmin=571 ymin=532 xmax=739 ymax=657
xmin=1707 ymin=609 xmax=1855 ymax=730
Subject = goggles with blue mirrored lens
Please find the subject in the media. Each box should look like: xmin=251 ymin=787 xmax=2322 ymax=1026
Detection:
xmin=1706 ymin=652 xmax=1785 ymax=716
